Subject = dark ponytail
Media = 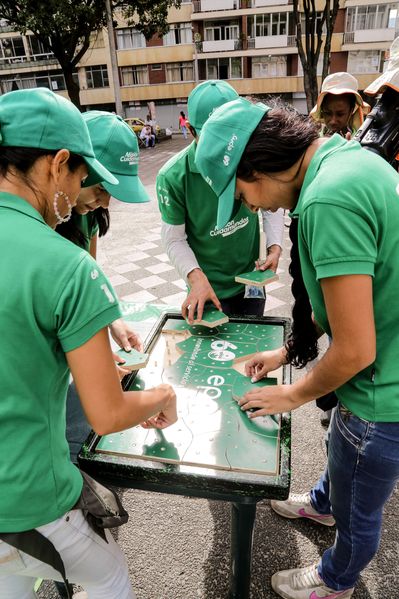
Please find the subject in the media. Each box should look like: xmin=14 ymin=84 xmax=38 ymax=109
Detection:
xmin=285 ymin=217 xmax=318 ymax=367
xmin=96 ymin=207 xmax=110 ymax=238
xmin=237 ymin=99 xmax=320 ymax=368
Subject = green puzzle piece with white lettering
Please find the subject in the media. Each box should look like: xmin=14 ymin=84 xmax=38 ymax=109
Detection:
xmin=187 ymin=307 xmax=229 ymax=328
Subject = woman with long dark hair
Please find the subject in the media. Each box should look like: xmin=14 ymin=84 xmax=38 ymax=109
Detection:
xmin=195 ymin=96 xmax=399 ymax=599
xmin=0 ymin=88 xmax=176 ymax=598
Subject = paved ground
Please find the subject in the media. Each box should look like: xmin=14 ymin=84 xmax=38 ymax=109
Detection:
xmin=39 ymin=136 xmax=398 ymax=599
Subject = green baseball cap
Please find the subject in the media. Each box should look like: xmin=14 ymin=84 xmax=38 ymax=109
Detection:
xmin=195 ymin=97 xmax=270 ymax=229
xmin=83 ymin=111 xmax=150 ymax=203
xmin=0 ymin=88 xmax=117 ymax=187
xmin=187 ymin=80 xmax=238 ymax=135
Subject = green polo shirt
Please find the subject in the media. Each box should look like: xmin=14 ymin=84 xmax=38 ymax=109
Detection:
xmin=292 ymin=135 xmax=399 ymax=421
xmin=156 ymin=141 xmax=259 ymax=299
xmin=72 ymin=211 xmax=99 ymax=252
xmin=0 ymin=193 xmax=121 ymax=532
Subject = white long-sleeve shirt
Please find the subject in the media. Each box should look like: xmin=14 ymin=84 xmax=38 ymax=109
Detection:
xmin=161 ymin=209 xmax=284 ymax=282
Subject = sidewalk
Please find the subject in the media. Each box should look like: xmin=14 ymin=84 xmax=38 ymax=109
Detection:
xmin=39 ymin=137 xmax=397 ymax=599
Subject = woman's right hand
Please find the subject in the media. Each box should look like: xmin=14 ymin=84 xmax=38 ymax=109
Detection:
xmin=245 ymin=348 xmax=285 ymax=382
xmin=141 ymin=384 xmax=177 ymax=430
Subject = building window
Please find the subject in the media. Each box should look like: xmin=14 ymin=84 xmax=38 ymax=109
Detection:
xmin=0 ymin=69 xmax=66 ymax=94
xmin=116 ymin=28 xmax=146 ymax=50
xmin=251 ymin=13 xmax=288 ymax=37
xmin=0 ymin=36 xmax=26 ymax=62
xmin=163 ymin=22 xmax=192 ymax=45
xmin=205 ymin=20 xmax=240 ymax=41
xmin=299 ymin=12 xmax=326 ymax=34
xmin=120 ymin=65 xmax=149 ymax=86
xmin=165 ymin=61 xmax=194 ymax=82
xmin=205 ymin=57 xmax=242 ymax=79
xmin=347 ymin=50 xmax=383 ymax=73
xmin=151 ymin=64 xmax=162 ymax=70
xmin=252 ymin=55 xmax=287 ymax=77
xmin=27 ymin=36 xmax=54 ymax=60
xmin=346 ymin=4 xmax=398 ymax=31
xmin=297 ymin=53 xmax=324 ymax=76
xmin=86 ymin=65 xmax=109 ymax=88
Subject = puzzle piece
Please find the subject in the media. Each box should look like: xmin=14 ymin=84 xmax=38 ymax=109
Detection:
xmin=225 ymin=433 xmax=279 ymax=475
xmin=235 ymin=269 xmax=279 ymax=287
xmin=162 ymin=318 xmax=191 ymax=336
xmin=231 ymin=375 xmax=278 ymax=402
xmin=116 ymin=348 xmax=149 ymax=370
xmin=97 ymin=422 xmax=194 ymax=464
xmin=187 ymin=307 xmax=229 ymax=328
xmin=231 ymin=373 xmax=280 ymax=428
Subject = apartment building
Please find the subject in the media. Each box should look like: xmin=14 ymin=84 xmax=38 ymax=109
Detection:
xmin=0 ymin=0 xmax=397 ymax=125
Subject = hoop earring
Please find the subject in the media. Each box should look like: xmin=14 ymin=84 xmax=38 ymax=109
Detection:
xmin=53 ymin=190 xmax=72 ymax=225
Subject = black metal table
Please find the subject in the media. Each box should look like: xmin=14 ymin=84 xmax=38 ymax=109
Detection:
xmin=79 ymin=312 xmax=291 ymax=599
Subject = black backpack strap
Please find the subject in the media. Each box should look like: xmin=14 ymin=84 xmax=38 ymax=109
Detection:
xmin=0 ymin=530 xmax=73 ymax=598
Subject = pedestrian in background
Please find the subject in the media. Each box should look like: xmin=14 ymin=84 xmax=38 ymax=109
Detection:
xmin=178 ymin=110 xmax=188 ymax=139
xmin=310 ymin=72 xmax=370 ymax=138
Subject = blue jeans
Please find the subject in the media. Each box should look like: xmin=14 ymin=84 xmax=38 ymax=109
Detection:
xmin=310 ymin=404 xmax=399 ymax=590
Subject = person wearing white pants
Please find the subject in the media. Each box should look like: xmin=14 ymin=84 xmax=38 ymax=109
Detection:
xmin=0 ymin=89 xmax=177 ymax=597
xmin=0 ymin=511 xmax=135 ymax=599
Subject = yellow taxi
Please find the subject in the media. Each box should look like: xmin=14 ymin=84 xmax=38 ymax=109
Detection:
xmin=124 ymin=117 xmax=160 ymax=136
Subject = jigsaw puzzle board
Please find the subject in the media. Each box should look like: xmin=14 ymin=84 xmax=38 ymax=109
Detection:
xmin=96 ymin=318 xmax=285 ymax=476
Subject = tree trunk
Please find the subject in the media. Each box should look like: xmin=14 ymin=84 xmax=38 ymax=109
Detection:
xmin=303 ymin=66 xmax=319 ymax=113
xmin=63 ymin=67 xmax=82 ymax=110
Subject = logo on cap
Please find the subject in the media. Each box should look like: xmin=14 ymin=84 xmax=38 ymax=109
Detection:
xmin=227 ymin=134 xmax=238 ymax=152
xmin=223 ymin=155 xmax=230 ymax=166
xmin=120 ymin=151 xmax=138 ymax=165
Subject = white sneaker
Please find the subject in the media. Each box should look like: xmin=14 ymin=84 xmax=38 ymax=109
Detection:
xmin=271 ymin=493 xmax=335 ymax=527
xmin=271 ymin=563 xmax=354 ymax=599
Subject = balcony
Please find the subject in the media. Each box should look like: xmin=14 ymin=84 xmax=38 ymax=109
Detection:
xmin=0 ymin=24 xmax=15 ymax=33
xmin=247 ymin=35 xmax=290 ymax=49
xmin=253 ymin=0 xmax=292 ymax=5
xmin=353 ymin=28 xmax=395 ymax=44
xmin=193 ymin=0 xmax=251 ymax=11
xmin=0 ymin=55 xmax=59 ymax=70
xmin=343 ymin=28 xmax=396 ymax=46
xmin=202 ymin=39 xmax=238 ymax=52
xmin=193 ymin=0 xmax=236 ymax=10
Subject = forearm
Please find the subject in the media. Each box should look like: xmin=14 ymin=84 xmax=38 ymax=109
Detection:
xmin=290 ymin=342 xmax=373 ymax=409
xmin=102 ymin=388 xmax=168 ymax=435
xmin=161 ymin=222 xmax=199 ymax=281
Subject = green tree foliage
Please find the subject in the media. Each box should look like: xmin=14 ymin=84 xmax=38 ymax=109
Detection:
xmin=292 ymin=0 xmax=339 ymax=113
xmin=0 ymin=0 xmax=181 ymax=108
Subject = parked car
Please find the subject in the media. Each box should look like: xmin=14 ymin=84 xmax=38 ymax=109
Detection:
xmin=124 ymin=117 xmax=161 ymax=136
